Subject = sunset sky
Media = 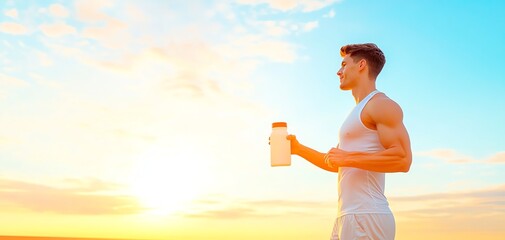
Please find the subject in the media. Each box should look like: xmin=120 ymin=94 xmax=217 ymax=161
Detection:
xmin=1 ymin=0 xmax=504 ymax=239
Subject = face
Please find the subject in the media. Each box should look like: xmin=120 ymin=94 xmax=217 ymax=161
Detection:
xmin=337 ymin=55 xmax=361 ymax=90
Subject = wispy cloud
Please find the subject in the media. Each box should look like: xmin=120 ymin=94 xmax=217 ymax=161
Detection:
xmin=390 ymin=184 xmax=505 ymax=220
xmin=48 ymin=4 xmax=70 ymax=18
xmin=0 ymin=22 xmax=28 ymax=35
xmin=323 ymin=9 xmax=336 ymax=18
xmin=184 ymin=184 xmax=505 ymax=236
xmin=0 ymin=1 xmax=330 ymax=213
xmin=487 ymin=151 xmax=505 ymax=163
xmin=218 ymin=35 xmax=298 ymax=63
xmin=301 ymin=0 xmax=341 ymax=12
xmin=237 ymin=0 xmax=340 ymax=12
xmin=183 ymin=197 xmax=335 ymax=219
xmin=174 ymin=186 xmax=505 ymax=240
xmin=387 ymin=185 xmax=505 ymax=238
xmin=39 ymin=22 xmax=77 ymax=38
xmin=248 ymin=19 xmax=320 ymax=37
xmin=302 ymin=20 xmax=319 ymax=32
xmin=0 ymin=178 xmax=142 ymax=215
xmin=81 ymin=19 xmax=128 ymax=49
xmin=4 ymin=9 xmax=18 ymax=19
xmin=185 ymin=206 xmax=261 ymax=219
xmin=416 ymin=148 xmax=505 ymax=164
xmin=75 ymin=0 xmax=115 ymax=23
xmin=35 ymin=51 xmax=54 ymax=67
xmin=0 ymin=73 xmax=30 ymax=99
xmin=0 ymin=73 xmax=30 ymax=88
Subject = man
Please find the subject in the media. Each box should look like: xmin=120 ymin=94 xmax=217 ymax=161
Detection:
xmin=287 ymin=43 xmax=412 ymax=240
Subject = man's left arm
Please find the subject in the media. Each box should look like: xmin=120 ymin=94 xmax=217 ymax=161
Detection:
xmin=326 ymin=98 xmax=412 ymax=173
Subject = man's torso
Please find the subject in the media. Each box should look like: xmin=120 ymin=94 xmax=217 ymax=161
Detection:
xmin=337 ymin=90 xmax=392 ymax=217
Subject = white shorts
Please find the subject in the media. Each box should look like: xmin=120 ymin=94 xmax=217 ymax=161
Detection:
xmin=330 ymin=213 xmax=395 ymax=240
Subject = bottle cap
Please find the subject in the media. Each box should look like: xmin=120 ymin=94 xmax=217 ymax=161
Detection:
xmin=272 ymin=122 xmax=287 ymax=128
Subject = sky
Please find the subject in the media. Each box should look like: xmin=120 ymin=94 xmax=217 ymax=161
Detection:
xmin=0 ymin=0 xmax=504 ymax=239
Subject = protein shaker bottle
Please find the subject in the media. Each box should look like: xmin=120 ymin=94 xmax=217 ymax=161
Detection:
xmin=270 ymin=122 xmax=291 ymax=167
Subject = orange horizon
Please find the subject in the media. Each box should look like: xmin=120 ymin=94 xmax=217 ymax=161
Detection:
xmin=0 ymin=236 xmax=137 ymax=240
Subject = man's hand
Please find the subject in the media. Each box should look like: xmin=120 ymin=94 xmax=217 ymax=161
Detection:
xmin=286 ymin=135 xmax=301 ymax=155
xmin=324 ymin=147 xmax=348 ymax=169
xmin=268 ymin=134 xmax=301 ymax=155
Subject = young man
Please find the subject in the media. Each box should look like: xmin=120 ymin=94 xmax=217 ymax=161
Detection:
xmin=287 ymin=43 xmax=412 ymax=240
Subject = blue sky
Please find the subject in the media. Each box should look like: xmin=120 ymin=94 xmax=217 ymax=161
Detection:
xmin=250 ymin=0 xmax=505 ymax=196
xmin=0 ymin=0 xmax=504 ymax=239
xmin=255 ymin=0 xmax=505 ymax=152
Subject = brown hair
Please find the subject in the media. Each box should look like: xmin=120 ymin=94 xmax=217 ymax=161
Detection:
xmin=340 ymin=43 xmax=385 ymax=79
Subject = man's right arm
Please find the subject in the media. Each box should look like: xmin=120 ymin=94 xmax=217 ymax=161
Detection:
xmin=287 ymin=135 xmax=338 ymax=173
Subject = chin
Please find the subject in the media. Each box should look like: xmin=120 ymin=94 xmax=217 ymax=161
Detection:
xmin=339 ymin=85 xmax=351 ymax=91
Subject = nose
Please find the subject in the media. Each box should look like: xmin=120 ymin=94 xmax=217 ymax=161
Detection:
xmin=337 ymin=70 xmax=342 ymax=77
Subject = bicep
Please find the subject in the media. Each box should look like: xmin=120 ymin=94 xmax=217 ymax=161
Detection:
xmin=374 ymin=101 xmax=411 ymax=155
xmin=377 ymin=121 xmax=410 ymax=154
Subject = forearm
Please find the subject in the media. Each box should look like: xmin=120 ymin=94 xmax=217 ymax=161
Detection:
xmin=340 ymin=147 xmax=411 ymax=173
xmin=296 ymin=144 xmax=337 ymax=173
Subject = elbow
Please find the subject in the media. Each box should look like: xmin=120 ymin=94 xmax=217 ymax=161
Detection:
xmin=400 ymin=156 xmax=412 ymax=173
xmin=395 ymin=148 xmax=412 ymax=173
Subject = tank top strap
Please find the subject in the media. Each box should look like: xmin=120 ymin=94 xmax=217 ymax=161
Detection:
xmin=356 ymin=90 xmax=380 ymax=111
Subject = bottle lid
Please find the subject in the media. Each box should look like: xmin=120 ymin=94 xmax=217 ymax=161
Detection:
xmin=272 ymin=122 xmax=287 ymax=128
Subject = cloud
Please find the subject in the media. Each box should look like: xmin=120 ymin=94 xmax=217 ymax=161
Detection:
xmin=302 ymin=0 xmax=341 ymax=12
xmin=248 ymin=19 xmax=319 ymax=37
xmin=59 ymin=177 xmax=125 ymax=192
xmin=49 ymin=4 xmax=70 ymax=18
xmin=43 ymin=41 xmax=87 ymax=60
xmin=184 ymin=197 xmax=335 ymax=219
xmin=237 ymin=0 xmax=340 ymax=12
xmin=0 ymin=22 xmax=28 ymax=35
xmin=4 ymin=9 xmax=18 ymax=19
xmin=389 ymin=185 xmax=505 ymax=232
xmin=185 ymin=207 xmax=260 ymax=219
xmin=182 ymin=185 xmax=505 ymax=238
xmin=0 ymin=1 xmax=309 ymax=208
xmin=0 ymin=73 xmax=30 ymax=88
xmin=39 ymin=22 xmax=77 ymax=37
xmin=3 ymin=22 xmax=271 ymax=185
xmin=29 ymin=73 xmax=63 ymax=90
xmin=416 ymin=148 xmax=473 ymax=163
xmin=237 ymin=0 xmax=297 ymax=11
xmin=253 ymin=20 xmax=291 ymax=37
xmin=74 ymin=0 xmax=130 ymax=49
xmin=0 ymin=178 xmax=143 ymax=215
xmin=487 ymin=151 xmax=505 ymax=163
xmin=323 ymin=9 xmax=336 ymax=18
xmin=35 ymin=51 xmax=54 ymax=67
xmin=81 ymin=18 xmax=128 ymax=49
xmin=78 ymin=43 xmax=226 ymax=97
xmin=302 ymin=20 xmax=319 ymax=32
xmin=75 ymin=0 xmax=115 ymax=23
xmin=416 ymin=148 xmax=505 ymax=164
xmin=218 ymin=35 xmax=298 ymax=63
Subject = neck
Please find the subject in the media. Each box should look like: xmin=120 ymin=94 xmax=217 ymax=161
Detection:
xmin=351 ymin=83 xmax=377 ymax=104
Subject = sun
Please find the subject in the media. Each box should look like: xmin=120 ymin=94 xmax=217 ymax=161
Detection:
xmin=128 ymin=144 xmax=210 ymax=215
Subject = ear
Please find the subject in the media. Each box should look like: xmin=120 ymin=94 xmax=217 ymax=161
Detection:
xmin=358 ymin=59 xmax=367 ymax=71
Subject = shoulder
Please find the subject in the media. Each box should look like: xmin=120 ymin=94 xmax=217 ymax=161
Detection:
xmin=367 ymin=93 xmax=404 ymax=126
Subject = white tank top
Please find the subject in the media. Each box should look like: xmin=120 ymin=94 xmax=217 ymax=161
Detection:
xmin=337 ymin=90 xmax=392 ymax=217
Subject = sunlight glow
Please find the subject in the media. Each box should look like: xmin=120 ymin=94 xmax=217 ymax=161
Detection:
xmin=128 ymin=143 xmax=210 ymax=216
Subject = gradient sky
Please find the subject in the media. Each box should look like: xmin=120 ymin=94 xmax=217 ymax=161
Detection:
xmin=1 ymin=0 xmax=504 ymax=239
